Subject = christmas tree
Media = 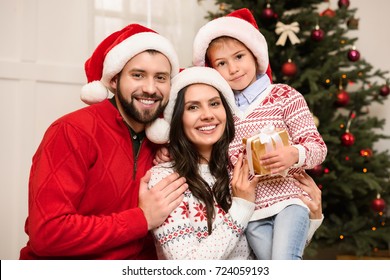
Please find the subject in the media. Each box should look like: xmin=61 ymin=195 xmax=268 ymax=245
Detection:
xmin=199 ymin=0 xmax=390 ymax=258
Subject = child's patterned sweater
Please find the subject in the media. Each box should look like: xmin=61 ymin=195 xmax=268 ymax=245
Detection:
xmin=230 ymin=84 xmax=327 ymax=231
xmin=149 ymin=163 xmax=255 ymax=260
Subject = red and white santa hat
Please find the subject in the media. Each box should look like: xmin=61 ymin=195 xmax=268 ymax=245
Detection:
xmin=81 ymin=24 xmax=180 ymax=105
xmin=146 ymin=66 xmax=235 ymax=144
xmin=192 ymin=8 xmax=272 ymax=79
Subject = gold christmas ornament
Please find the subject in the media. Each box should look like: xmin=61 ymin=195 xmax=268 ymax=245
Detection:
xmin=311 ymin=113 xmax=320 ymax=127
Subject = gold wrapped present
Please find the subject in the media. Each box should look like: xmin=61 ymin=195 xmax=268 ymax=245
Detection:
xmin=242 ymin=125 xmax=290 ymax=176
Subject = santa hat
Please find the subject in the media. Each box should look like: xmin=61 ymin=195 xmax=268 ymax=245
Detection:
xmin=146 ymin=66 xmax=235 ymax=144
xmin=192 ymin=8 xmax=272 ymax=80
xmin=81 ymin=24 xmax=180 ymax=105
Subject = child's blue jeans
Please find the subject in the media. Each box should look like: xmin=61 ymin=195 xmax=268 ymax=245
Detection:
xmin=246 ymin=204 xmax=309 ymax=260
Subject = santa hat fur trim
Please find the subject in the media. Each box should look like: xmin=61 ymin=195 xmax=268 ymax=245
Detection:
xmin=81 ymin=24 xmax=179 ymax=105
xmin=193 ymin=8 xmax=269 ymax=75
xmin=146 ymin=67 xmax=235 ymax=144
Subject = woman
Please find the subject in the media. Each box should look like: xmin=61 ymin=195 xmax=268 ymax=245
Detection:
xmin=146 ymin=67 xmax=259 ymax=259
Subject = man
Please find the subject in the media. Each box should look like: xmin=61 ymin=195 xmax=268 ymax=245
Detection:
xmin=19 ymin=23 xmax=187 ymax=259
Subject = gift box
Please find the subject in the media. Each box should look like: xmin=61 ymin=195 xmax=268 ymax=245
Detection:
xmin=242 ymin=125 xmax=290 ymax=176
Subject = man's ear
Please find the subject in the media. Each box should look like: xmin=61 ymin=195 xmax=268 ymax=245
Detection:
xmin=109 ymin=74 xmax=118 ymax=90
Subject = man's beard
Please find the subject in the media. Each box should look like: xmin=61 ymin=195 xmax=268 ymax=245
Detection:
xmin=116 ymin=81 xmax=166 ymax=124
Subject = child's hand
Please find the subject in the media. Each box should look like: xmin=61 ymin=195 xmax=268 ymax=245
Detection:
xmin=259 ymin=145 xmax=299 ymax=174
xmin=231 ymin=153 xmax=259 ymax=203
xmin=153 ymin=146 xmax=171 ymax=165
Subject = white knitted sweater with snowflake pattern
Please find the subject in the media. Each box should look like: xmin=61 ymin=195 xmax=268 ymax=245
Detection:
xmin=149 ymin=163 xmax=255 ymax=260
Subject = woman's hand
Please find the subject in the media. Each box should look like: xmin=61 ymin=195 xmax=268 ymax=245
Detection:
xmin=293 ymin=171 xmax=322 ymax=219
xmin=231 ymin=153 xmax=259 ymax=203
xmin=153 ymin=146 xmax=172 ymax=165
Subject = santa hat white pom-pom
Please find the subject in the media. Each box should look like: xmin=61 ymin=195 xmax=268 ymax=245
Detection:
xmin=146 ymin=118 xmax=170 ymax=144
xmin=81 ymin=81 xmax=109 ymax=105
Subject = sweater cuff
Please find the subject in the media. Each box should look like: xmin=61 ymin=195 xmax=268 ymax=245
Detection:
xmin=307 ymin=214 xmax=324 ymax=244
xmin=292 ymin=144 xmax=306 ymax=168
xmin=123 ymin=207 xmax=149 ymax=238
xmin=229 ymin=197 xmax=255 ymax=227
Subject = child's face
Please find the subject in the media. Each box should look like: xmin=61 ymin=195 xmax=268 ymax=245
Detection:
xmin=207 ymin=38 xmax=257 ymax=91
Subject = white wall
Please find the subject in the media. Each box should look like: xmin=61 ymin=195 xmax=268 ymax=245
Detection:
xmin=0 ymin=0 xmax=218 ymax=260
xmin=0 ymin=0 xmax=389 ymax=260
xmin=352 ymin=0 xmax=390 ymax=151
xmin=0 ymin=0 xmax=90 ymax=260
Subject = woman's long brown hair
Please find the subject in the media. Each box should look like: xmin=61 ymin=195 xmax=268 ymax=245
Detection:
xmin=168 ymin=85 xmax=235 ymax=235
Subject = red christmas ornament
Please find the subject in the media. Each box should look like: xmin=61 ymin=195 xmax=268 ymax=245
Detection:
xmin=320 ymin=8 xmax=336 ymax=17
xmin=336 ymin=90 xmax=350 ymax=106
xmin=261 ymin=4 xmax=275 ymax=20
xmin=347 ymin=48 xmax=360 ymax=62
xmin=311 ymin=26 xmax=325 ymax=42
xmin=307 ymin=164 xmax=324 ymax=177
xmin=371 ymin=195 xmax=386 ymax=212
xmin=281 ymin=60 xmax=297 ymax=77
xmin=379 ymin=85 xmax=390 ymax=97
xmin=341 ymin=132 xmax=355 ymax=146
xmin=338 ymin=0 xmax=350 ymax=8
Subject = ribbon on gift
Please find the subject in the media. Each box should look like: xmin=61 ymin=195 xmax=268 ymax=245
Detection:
xmin=259 ymin=124 xmax=284 ymax=152
xmin=275 ymin=21 xmax=301 ymax=46
xmin=246 ymin=124 xmax=284 ymax=175
xmin=246 ymin=134 xmax=258 ymax=176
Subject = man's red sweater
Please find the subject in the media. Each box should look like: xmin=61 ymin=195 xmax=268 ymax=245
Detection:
xmin=20 ymin=100 xmax=158 ymax=259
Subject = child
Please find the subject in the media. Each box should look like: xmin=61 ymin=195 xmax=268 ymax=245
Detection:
xmin=145 ymin=66 xmax=259 ymax=259
xmin=192 ymin=8 xmax=327 ymax=260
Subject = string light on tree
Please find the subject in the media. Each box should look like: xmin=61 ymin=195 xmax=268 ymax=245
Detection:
xmin=323 ymin=77 xmax=332 ymax=88
xmin=323 ymin=167 xmax=330 ymax=174
xmin=360 ymin=148 xmax=373 ymax=158
xmin=307 ymin=164 xmax=324 ymax=177
xmin=219 ymin=3 xmax=226 ymax=12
